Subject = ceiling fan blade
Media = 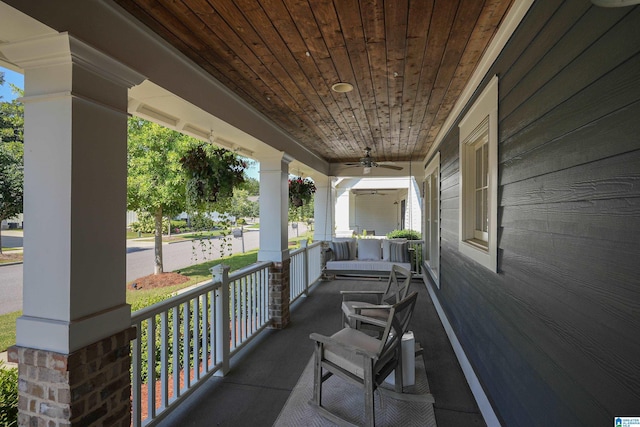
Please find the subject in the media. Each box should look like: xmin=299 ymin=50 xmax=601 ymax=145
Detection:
xmin=378 ymin=164 xmax=403 ymax=170
xmin=343 ymin=162 xmax=361 ymax=166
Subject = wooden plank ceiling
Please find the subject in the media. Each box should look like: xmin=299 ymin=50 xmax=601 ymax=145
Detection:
xmin=114 ymin=0 xmax=513 ymax=165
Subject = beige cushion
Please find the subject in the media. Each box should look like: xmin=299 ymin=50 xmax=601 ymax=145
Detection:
xmin=342 ymin=301 xmax=390 ymax=326
xmin=357 ymin=239 xmax=382 ymax=260
xmin=324 ymin=328 xmax=381 ymax=378
xmin=325 ymin=260 xmax=411 ymax=272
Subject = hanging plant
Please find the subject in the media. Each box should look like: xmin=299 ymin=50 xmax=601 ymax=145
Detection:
xmin=180 ymin=145 xmax=246 ymax=206
xmin=289 ymin=176 xmax=316 ymax=207
xmin=180 ymin=144 xmax=246 ymax=263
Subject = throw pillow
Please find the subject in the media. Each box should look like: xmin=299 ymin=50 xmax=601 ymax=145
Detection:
xmin=357 ymin=239 xmax=382 ymax=261
xmin=389 ymin=241 xmax=409 ymax=263
xmin=382 ymin=238 xmax=407 ymax=261
xmin=333 ymin=238 xmax=356 ymax=259
xmin=330 ymin=241 xmax=351 ymax=261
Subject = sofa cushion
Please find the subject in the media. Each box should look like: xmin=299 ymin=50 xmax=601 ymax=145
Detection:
xmin=325 ymin=260 xmax=411 ymax=273
xmin=333 ymin=238 xmax=356 ymax=260
xmin=389 ymin=241 xmax=410 ymax=263
xmin=382 ymin=238 xmax=407 ymax=261
xmin=330 ymin=241 xmax=351 ymax=261
xmin=357 ymin=239 xmax=382 ymax=260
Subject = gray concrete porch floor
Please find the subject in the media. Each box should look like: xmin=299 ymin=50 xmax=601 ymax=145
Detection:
xmin=156 ymin=277 xmax=486 ymax=427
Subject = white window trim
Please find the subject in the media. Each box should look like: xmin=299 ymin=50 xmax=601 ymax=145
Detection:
xmin=423 ymin=152 xmax=440 ymax=287
xmin=458 ymin=75 xmax=498 ymax=273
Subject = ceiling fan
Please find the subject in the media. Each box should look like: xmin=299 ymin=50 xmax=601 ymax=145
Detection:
xmin=344 ymin=147 xmax=403 ymax=174
xmin=352 ymin=189 xmax=389 ymax=196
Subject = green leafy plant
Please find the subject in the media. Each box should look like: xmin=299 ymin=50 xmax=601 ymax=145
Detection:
xmin=0 ymin=361 xmax=18 ymax=427
xmin=386 ymin=229 xmax=421 ymax=240
xmin=180 ymin=145 xmax=246 ymax=206
xmin=130 ymin=212 xmax=168 ymax=234
xmin=288 ymin=177 xmax=316 ymax=207
xmin=180 ymin=144 xmax=246 ymax=263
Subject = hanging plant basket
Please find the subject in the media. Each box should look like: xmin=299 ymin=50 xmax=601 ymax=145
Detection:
xmin=180 ymin=145 xmax=246 ymax=206
xmin=289 ymin=176 xmax=316 ymax=207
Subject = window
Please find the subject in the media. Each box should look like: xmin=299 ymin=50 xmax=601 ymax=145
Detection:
xmin=459 ymin=76 xmax=498 ymax=272
xmin=423 ymin=152 xmax=440 ymax=286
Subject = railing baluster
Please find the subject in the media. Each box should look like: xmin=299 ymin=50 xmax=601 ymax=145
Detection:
xmin=183 ymin=301 xmax=190 ymax=390
xmin=212 ymin=289 xmax=218 ymax=367
xmin=230 ymin=279 xmax=236 ymax=351
xmin=242 ymin=276 xmax=247 ymax=341
xmin=132 ymin=321 xmax=142 ymax=427
xmin=172 ymin=305 xmax=179 ymax=400
xmin=193 ymin=296 xmax=200 ymax=380
xmin=147 ymin=317 xmax=156 ymax=420
xmin=202 ymin=293 xmax=209 ymax=374
xmin=161 ymin=311 xmax=169 ymax=409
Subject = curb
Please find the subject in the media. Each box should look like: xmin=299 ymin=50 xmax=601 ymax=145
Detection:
xmin=0 ymin=261 xmax=23 ymax=267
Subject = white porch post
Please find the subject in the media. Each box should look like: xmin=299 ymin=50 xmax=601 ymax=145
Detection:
xmin=258 ymin=152 xmax=292 ymax=329
xmin=258 ymin=152 xmax=292 ymax=263
xmin=1 ymin=33 xmax=145 ymax=426
xmin=312 ymin=175 xmax=335 ymax=241
xmin=335 ymin=186 xmax=352 ymax=232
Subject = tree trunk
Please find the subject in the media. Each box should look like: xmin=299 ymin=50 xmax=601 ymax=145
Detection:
xmin=0 ymin=228 xmax=3 ymax=255
xmin=154 ymin=207 xmax=164 ymax=274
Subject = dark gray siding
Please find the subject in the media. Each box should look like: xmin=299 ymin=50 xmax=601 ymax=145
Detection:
xmin=431 ymin=1 xmax=640 ymax=425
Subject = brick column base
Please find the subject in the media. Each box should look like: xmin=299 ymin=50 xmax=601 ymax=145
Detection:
xmin=269 ymin=259 xmax=291 ymax=329
xmin=8 ymin=327 xmax=136 ymax=427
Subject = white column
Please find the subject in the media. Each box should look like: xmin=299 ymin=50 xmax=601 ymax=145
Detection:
xmin=335 ymin=187 xmax=352 ymax=232
xmin=311 ymin=175 xmax=335 ymax=241
xmin=258 ymin=152 xmax=292 ymax=262
xmin=1 ymin=33 xmax=146 ymax=353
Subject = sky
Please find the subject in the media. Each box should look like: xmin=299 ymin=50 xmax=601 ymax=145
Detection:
xmin=0 ymin=66 xmax=23 ymax=102
xmin=0 ymin=65 xmax=260 ymax=179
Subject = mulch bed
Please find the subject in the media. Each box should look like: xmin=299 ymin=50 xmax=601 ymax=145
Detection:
xmin=0 ymin=253 xmax=22 ymax=264
xmin=128 ymin=272 xmax=190 ymax=290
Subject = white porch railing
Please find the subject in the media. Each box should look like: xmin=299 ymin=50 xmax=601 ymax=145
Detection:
xmin=130 ymin=261 xmax=271 ymax=427
xmin=289 ymin=241 xmax=323 ymax=303
xmin=130 ymin=242 xmax=325 ymax=426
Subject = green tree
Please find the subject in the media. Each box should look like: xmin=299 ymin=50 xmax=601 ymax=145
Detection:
xmin=0 ymin=82 xmax=24 ymax=254
xmin=127 ymin=117 xmax=196 ymax=274
xmin=288 ymin=194 xmax=314 ymax=224
xmin=227 ymin=188 xmax=258 ymax=221
xmin=0 ymin=84 xmax=24 ymax=144
xmin=239 ymin=176 xmax=259 ymax=196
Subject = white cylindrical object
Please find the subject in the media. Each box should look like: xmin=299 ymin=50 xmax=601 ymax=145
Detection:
xmin=384 ymin=331 xmax=415 ymax=386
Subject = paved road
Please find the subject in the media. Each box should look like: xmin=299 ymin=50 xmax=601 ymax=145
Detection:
xmin=0 ymin=263 xmax=22 ymax=315
xmin=0 ymin=224 xmax=308 ymax=315
xmin=125 ymin=228 xmax=261 ymax=282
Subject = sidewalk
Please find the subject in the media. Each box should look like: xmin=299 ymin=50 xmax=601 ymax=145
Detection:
xmin=0 ymin=350 xmax=17 ymax=369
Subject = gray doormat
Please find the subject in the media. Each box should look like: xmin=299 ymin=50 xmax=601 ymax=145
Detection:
xmin=274 ymin=354 xmax=437 ymax=426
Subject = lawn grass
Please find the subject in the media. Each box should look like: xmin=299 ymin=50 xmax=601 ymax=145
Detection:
xmin=125 ymin=250 xmax=259 ymax=312
xmin=0 ymin=250 xmax=260 ymax=352
xmin=126 ymin=230 xmax=226 ymax=242
xmin=126 ymin=231 xmax=155 ymax=239
xmin=0 ymin=311 xmax=20 ymax=352
xmin=172 ymin=230 xmax=225 ymax=240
